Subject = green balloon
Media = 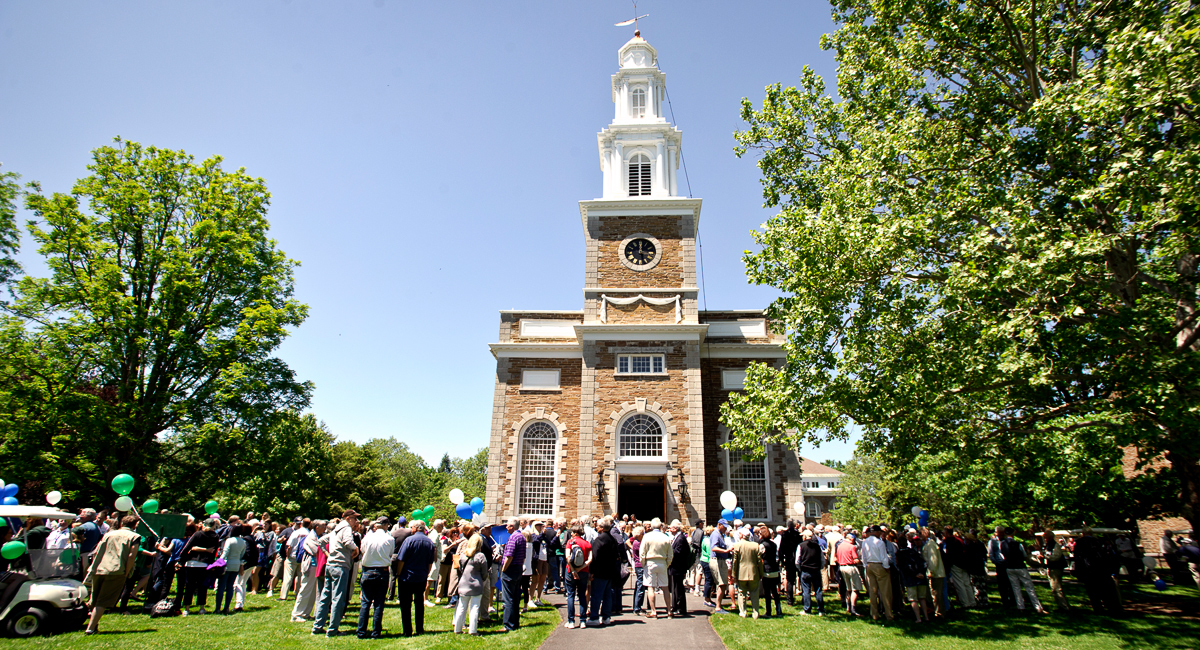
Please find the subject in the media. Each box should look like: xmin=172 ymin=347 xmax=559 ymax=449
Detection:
xmin=111 ymin=473 xmax=136 ymax=496
xmin=60 ymin=548 xmax=78 ymax=564
xmin=422 ymin=505 xmax=435 ymax=518
xmin=0 ymin=517 xmax=7 ymax=527
xmin=142 ymin=499 xmax=159 ymax=514
xmin=204 ymin=500 xmax=219 ymax=515
xmin=1 ymin=540 xmax=26 ymax=560
xmin=411 ymin=509 xmax=422 ymax=521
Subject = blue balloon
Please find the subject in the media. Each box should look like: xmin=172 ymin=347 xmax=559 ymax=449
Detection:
xmin=733 ymin=507 xmax=744 ymax=521
xmin=1 ymin=497 xmax=16 ymax=506
xmin=721 ymin=508 xmax=734 ymax=522
xmin=455 ymin=502 xmax=474 ymax=520
xmin=0 ymin=484 xmax=16 ymax=498
xmin=470 ymin=497 xmax=484 ymax=515
xmin=1154 ymin=579 xmax=1167 ymax=591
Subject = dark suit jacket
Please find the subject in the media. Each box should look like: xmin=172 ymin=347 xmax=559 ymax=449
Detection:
xmin=669 ymin=531 xmax=690 ymax=573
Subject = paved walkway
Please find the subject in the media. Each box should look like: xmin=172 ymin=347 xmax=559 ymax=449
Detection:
xmin=537 ymin=588 xmax=726 ymax=649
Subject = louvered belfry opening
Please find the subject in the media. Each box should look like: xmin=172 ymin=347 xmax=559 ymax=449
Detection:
xmin=628 ymin=153 xmax=652 ymax=196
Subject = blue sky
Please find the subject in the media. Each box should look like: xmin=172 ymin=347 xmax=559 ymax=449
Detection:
xmin=0 ymin=0 xmax=857 ymax=465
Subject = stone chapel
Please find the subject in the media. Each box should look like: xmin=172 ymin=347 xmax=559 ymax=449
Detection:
xmin=483 ymin=33 xmax=824 ymax=526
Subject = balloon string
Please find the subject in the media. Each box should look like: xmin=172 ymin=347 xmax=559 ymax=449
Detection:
xmin=133 ymin=509 xmax=160 ymax=539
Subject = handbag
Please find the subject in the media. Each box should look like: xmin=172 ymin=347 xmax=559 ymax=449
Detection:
xmin=620 ymin=562 xmax=631 ymax=581
xmin=207 ymin=558 xmax=227 ymax=572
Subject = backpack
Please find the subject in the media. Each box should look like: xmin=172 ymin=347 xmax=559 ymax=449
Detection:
xmin=150 ymin=599 xmax=179 ymax=618
xmin=293 ymin=534 xmax=309 ymax=563
xmin=568 ymin=539 xmax=586 ymax=568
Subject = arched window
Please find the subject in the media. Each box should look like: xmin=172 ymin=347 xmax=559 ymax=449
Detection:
xmin=628 ymin=153 xmax=651 ymax=197
xmin=618 ymin=413 xmax=663 ymax=458
xmin=727 ymin=446 xmax=769 ymax=520
xmin=517 ymin=421 xmax=557 ymax=515
xmin=807 ymin=500 xmax=822 ymax=519
xmin=630 ymin=88 xmax=646 ymax=118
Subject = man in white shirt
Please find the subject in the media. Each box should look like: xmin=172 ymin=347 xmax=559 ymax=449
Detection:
xmin=859 ymin=525 xmax=894 ymax=621
xmin=280 ymin=518 xmax=310 ymax=601
xmin=357 ymin=518 xmax=396 ymax=638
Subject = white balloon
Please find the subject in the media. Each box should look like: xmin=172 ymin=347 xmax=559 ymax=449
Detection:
xmin=114 ymin=496 xmax=133 ymax=511
xmin=448 ymin=488 xmax=465 ymax=505
xmin=46 ymin=491 xmax=62 ymax=506
xmin=794 ymin=502 xmax=805 ymax=515
xmin=911 ymin=506 xmax=922 ymax=517
xmin=719 ymin=491 xmax=737 ymax=510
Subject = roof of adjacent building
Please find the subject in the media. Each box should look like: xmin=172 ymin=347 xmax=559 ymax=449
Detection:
xmin=800 ymin=458 xmax=845 ymax=476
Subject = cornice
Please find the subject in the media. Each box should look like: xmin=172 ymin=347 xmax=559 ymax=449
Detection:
xmin=489 ymin=343 xmax=582 ymax=359
xmin=574 ymin=323 xmax=709 ymax=342
xmin=700 ymin=343 xmax=787 ymax=359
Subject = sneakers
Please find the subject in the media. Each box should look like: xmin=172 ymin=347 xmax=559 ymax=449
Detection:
xmin=602 ymin=617 xmax=611 ymax=625
xmin=291 ymin=616 xmax=307 ymax=622
xmin=714 ymin=608 xmax=728 ymax=614
xmin=265 ymin=591 xmax=273 ymax=598
xmin=579 ymin=620 xmax=586 ymax=628
xmin=311 ymin=628 xmax=326 ymax=636
xmin=424 ymin=600 xmax=436 ymax=607
xmin=585 ymin=619 xmax=600 ymax=627
xmin=565 ymin=621 xmax=576 ymax=629
xmin=752 ymin=611 xmax=759 ymax=620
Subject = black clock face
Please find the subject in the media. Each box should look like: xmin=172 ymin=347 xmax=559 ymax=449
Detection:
xmin=625 ymin=238 xmax=657 ymax=265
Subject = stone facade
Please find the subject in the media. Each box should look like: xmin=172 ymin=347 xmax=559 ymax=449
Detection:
xmin=484 ymin=33 xmax=813 ymax=526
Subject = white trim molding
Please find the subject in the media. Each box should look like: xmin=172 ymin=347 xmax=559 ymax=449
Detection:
xmin=575 ymin=323 xmax=708 ymax=342
xmin=490 ymin=343 xmax=582 ymax=359
xmin=701 ymin=343 xmax=786 ymax=359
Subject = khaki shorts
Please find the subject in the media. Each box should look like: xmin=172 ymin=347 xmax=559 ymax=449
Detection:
xmin=839 ymin=566 xmax=863 ymax=591
xmin=906 ymin=584 xmax=930 ymax=600
xmin=709 ymin=557 xmax=730 ymax=586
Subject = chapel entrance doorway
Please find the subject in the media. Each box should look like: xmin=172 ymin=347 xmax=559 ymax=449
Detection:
xmin=617 ymin=475 xmax=665 ymax=522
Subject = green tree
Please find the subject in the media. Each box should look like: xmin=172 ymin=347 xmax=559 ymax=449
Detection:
xmin=0 ymin=165 xmax=20 ymax=294
xmin=725 ymin=0 xmax=1200 ymax=533
xmin=830 ymin=453 xmax=906 ymax=529
xmin=1 ymin=139 xmax=309 ymax=505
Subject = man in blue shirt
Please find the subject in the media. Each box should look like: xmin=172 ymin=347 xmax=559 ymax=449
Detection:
xmin=394 ymin=520 xmax=436 ymax=636
xmin=708 ymin=519 xmax=732 ymax=613
xmin=500 ymin=518 xmax=527 ymax=632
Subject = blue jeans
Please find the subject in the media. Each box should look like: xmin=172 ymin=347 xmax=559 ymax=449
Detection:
xmin=356 ymin=568 xmax=388 ymax=637
xmin=564 ymin=570 xmax=589 ymax=623
xmin=633 ymin=567 xmax=645 ymax=612
xmin=801 ymin=569 xmax=824 ymax=614
xmin=501 ymin=571 xmax=521 ymax=631
xmin=588 ymin=577 xmax=612 ymax=622
xmin=313 ymin=564 xmax=352 ymax=633
xmin=216 ymin=571 xmax=238 ymax=612
xmin=701 ymin=561 xmax=715 ymax=600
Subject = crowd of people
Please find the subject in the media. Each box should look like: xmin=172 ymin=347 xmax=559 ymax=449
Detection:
xmin=3 ymin=504 xmax=1199 ymax=638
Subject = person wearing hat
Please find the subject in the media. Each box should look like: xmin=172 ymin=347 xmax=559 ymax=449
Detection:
xmin=708 ymin=519 xmax=733 ymax=613
xmin=312 ymin=509 xmax=360 ymax=637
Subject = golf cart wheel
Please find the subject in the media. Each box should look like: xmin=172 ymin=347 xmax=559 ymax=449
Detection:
xmin=6 ymin=606 xmax=47 ymax=638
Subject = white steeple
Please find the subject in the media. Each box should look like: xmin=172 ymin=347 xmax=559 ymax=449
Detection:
xmin=597 ymin=32 xmax=683 ymax=200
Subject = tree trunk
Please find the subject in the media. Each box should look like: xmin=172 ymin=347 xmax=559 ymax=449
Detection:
xmin=1167 ymin=449 xmax=1200 ymax=535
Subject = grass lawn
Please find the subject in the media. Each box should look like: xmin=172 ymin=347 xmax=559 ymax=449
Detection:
xmin=1 ymin=590 xmax=559 ymax=650
xmin=711 ymin=579 xmax=1200 ymax=650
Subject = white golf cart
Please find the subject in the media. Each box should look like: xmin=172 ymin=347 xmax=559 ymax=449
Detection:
xmin=0 ymin=506 xmax=89 ymax=637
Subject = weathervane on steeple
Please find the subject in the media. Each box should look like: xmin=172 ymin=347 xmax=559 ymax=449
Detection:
xmin=614 ymin=0 xmax=649 ymax=36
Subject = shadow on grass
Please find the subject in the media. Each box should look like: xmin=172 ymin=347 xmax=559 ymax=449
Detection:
xmin=862 ymin=608 xmax=1200 ymax=649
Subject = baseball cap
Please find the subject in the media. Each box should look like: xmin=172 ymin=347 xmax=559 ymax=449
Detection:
xmin=717 ymin=518 xmax=729 ymax=527
xmin=342 ymin=509 xmax=361 ymax=519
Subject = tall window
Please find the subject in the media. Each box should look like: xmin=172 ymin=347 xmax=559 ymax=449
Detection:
xmin=630 ymin=87 xmax=646 ymax=118
xmin=518 ymin=421 xmax=557 ymax=515
xmin=628 ymin=153 xmax=652 ymax=196
xmin=618 ymin=413 xmax=663 ymax=458
xmin=728 ymin=446 xmax=769 ymax=520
